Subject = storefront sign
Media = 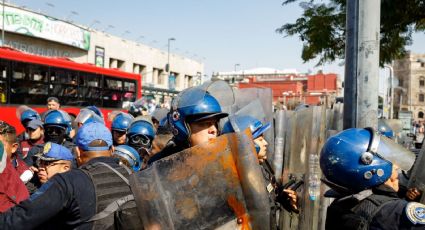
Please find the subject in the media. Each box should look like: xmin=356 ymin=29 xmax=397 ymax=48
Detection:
xmin=0 ymin=5 xmax=91 ymax=50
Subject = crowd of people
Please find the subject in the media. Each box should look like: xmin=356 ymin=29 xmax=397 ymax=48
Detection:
xmin=0 ymin=85 xmax=299 ymax=229
xmin=1 ymin=81 xmax=425 ymax=229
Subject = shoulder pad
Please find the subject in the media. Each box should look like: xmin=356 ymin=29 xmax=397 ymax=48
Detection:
xmin=405 ymin=202 xmax=425 ymax=224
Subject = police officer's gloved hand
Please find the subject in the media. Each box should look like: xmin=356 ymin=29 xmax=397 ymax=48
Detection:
xmin=276 ymin=180 xmax=302 ymax=213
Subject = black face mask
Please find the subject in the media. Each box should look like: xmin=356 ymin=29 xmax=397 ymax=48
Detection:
xmin=44 ymin=126 xmax=66 ymax=144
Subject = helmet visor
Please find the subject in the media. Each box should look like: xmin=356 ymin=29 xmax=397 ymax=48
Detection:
xmin=374 ymin=134 xmax=415 ymax=171
xmin=75 ymin=109 xmax=104 ymax=124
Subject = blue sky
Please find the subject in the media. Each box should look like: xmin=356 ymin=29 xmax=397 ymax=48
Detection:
xmin=9 ymin=0 xmax=425 ymax=78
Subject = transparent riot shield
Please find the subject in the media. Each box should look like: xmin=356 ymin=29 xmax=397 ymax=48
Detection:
xmin=130 ymin=130 xmax=270 ymax=230
xmin=16 ymin=105 xmax=32 ymax=120
xmin=151 ymin=108 xmax=169 ymax=123
xmin=234 ymin=88 xmax=274 ymax=162
xmin=198 ymin=80 xmax=236 ymax=116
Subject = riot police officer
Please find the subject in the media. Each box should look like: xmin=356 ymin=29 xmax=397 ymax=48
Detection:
xmin=16 ymin=106 xmax=41 ymax=143
xmin=111 ymin=112 xmax=134 ymax=146
xmin=113 ymin=144 xmax=141 ymax=172
xmin=321 ymin=127 xmax=425 ymax=229
xmin=0 ymin=121 xmax=141 ymax=229
xmin=222 ymin=115 xmax=299 ymax=229
xmin=26 ymin=110 xmax=75 ymax=167
xmin=148 ymin=87 xmax=228 ymax=164
xmin=127 ymin=117 xmax=155 ymax=168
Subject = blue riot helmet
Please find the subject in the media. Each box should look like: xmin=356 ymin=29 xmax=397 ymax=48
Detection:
xmin=43 ymin=110 xmax=72 ymax=144
xmin=127 ymin=118 xmax=156 ymax=150
xmin=170 ymin=87 xmax=228 ymax=143
xmin=43 ymin=110 xmax=72 ymax=133
xmin=75 ymin=108 xmax=104 ymax=127
xmin=111 ymin=113 xmax=134 ymax=132
xmin=222 ymin=115 xmax=271 ymax=154
xmin=222 ymin=115 xmax=271 ymax=139
xmin=113 ymin=145 xmax=141 ymax=172
xmin=378 ymin=119 xmax=394 ymax=138
xmin=20 ymin=108 xmax=41 ymax=127
xmin=320 ymin=128 xmax=415 ymax=194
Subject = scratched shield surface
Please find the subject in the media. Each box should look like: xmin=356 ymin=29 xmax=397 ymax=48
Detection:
xmin=130 ymin=130 xmax=270 ymax=230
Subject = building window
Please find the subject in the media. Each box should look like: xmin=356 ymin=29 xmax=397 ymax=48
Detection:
xmin=420 ymin=77 xmax=425 ymax=87
xmin=422 ymin=63 xmax=425 ymax=68
xmin=419 ymin=112 xmax=424 ymax=119
xmin=420 ymin=94 xmax=425 ymax=102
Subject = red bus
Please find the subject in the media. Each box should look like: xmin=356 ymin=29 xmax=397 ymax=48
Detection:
xmin=0 ymin=47 xmax=142 ymax=133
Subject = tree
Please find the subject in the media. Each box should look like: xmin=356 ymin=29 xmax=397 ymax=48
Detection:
xmin=276 ymin=0 xmax=425 ymax=66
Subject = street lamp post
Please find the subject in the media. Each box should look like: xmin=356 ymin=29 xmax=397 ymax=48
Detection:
xmin=166 ymin=37 xmax=175 ymax=73
xmin=2 ymin=0 xmax=5 ymax=46
xmin=384 ymin=64 xmax=394 ymax=119
xmin=234 ymin=63 xmax=240 ymax=72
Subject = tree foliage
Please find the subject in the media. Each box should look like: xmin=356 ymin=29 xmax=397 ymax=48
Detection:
xmin=276 ymin=0 xmax=425 ymax=66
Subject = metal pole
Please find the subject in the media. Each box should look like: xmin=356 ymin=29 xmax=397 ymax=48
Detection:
xmin=2 ymin=0 xmax=5 ymax=46
xmin=344 ymin=0 xmax=381 ymax=129
xmin=356 ymin=0 xmax=381 ymax=129
xmin=384 ymin=64 xmax=394 ymax=119
xmin=343 ymin=0 xmax=358 ymax=129
xmin=167 ymin=38 xmax=175 ymax=73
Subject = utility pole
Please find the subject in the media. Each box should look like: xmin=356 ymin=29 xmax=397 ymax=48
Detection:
xmin=344 ymin=0 xmax=381 ymax=129
xmin=166 ymin=38 xmax=175 ymax=73
xmin=2 ymin=0 xmax=5 ymax=46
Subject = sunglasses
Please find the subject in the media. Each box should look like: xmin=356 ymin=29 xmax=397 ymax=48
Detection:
xmin=45 ymin=127 xmax=66 ymax=135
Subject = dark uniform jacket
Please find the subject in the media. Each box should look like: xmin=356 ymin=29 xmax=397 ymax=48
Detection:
xmin=147 ymin=139 xmax=187 ymax=165
xmin=0 ymin=157 xmax=123 ymax=230
xmin=326 ymin=184 xmax=425 ymax=230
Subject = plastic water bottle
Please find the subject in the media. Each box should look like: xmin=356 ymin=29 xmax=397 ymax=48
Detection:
xmin=308 ymin=154 xmax=321 ymax=201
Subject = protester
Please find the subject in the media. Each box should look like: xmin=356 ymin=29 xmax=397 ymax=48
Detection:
xmin=0 ymin=121 xmax=142 ymax=229
xmin=46 ymin=97 xmax=60 ymax=110
xmin=0 ymin=139 xmax=29 ymax=213
xmin=0 ymin=121 xmax=33 ymax=182
xmin=321 ymin=127 xmax=424 ymax=229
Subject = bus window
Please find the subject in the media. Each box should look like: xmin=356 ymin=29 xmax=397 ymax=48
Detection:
xmin=28 ymin=64 xmax=49 ymax=104
xmin=103 ymin=77 xmax=123 ymax=108
xmin=123 ymin=80 xmax=136 ymax=102
xmin=0 ymin=61 xmax=7 ymax=104
xmin=49 ymin=68 xmax=80 ymax=106
xmin=11 ymin=61 xmax=30 ymax=104
xmin=79 ymin=72 xmax=102 ymax=107
xmin=29 ymin=64 xmax=49 ymax=82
